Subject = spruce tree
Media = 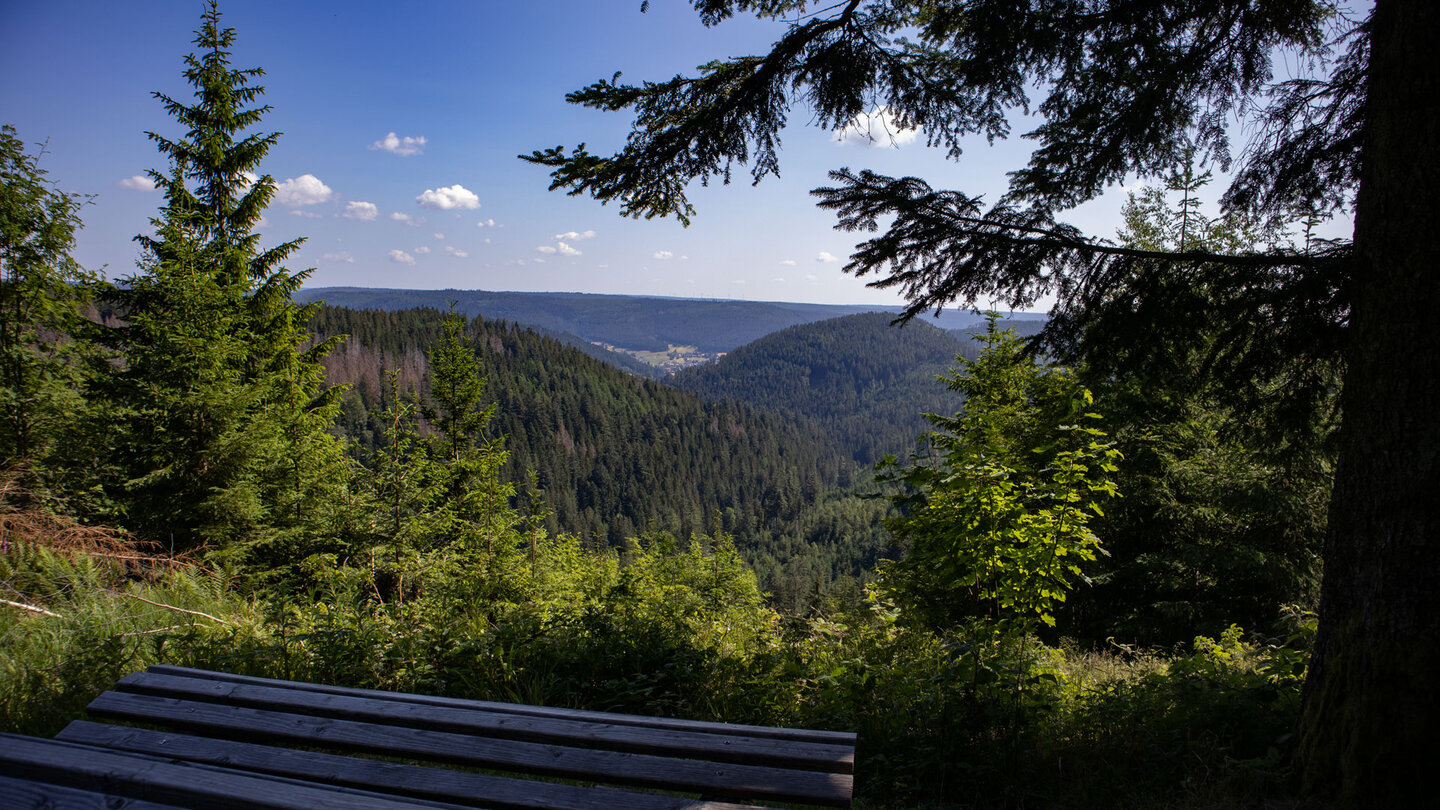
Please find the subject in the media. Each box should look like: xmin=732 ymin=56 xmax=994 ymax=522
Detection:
xmin=424 ymin=311 xmax=521 ymax=602
xmin=528 ymin=3 xmax=1438 ymax=800
xmin=108 ymin=2 xmax=346 ymax=553
xmin=0 ymin=126 xmax=97 ymax=486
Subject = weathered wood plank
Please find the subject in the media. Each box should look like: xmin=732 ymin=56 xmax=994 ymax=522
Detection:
xmin=57 ymin=721 xmax=771 ymax=810
xmin=0 ymin=773 xmax=188 ymax=810
xmin=0 ymin=733 xmax=471 ymax=810
xmin=118 ymin=670 xmax=853 ymax=774
xmin=85 ymin=691 xmax=855 ymax=807
xmin=147 ymin=664 xmax=856 ymax=746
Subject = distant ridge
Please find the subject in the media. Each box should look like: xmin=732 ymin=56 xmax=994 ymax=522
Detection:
xmin=297 ymin=287 xmax=1046 ymax=356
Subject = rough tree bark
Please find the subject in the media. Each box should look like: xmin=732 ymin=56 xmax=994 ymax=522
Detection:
xmin=1300 ymin=0 xmax=1440 ymax=805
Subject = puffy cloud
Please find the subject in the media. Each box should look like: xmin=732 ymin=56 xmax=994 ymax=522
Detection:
xmin=835 ymin=107 xmax=919 ymax=148
xmin=477 ymin=218 xmax=497 ymax=228
xmin=391 ymin=212 xmax=421 ymax=226
xmin=816 ymin=251 xmax=841 ymax=263
xmin=289 ymin=209 xmax=324 ymax=219
xmin=416 ymin=184 xmax=480 ymax=210
xmin=119 ymin=174 xmax=156 ymax=191
xmin=779 ymin=259 xmax=797 ymax=266
xmin=536 ymin=245 xmax=557 ymax=254
xmin=445 ymin=246 xmax=468 ymax=258
xmin=653 ymin=250 xmax=674 ymax=260
xmin=274 ymin=174 xmax=334 ymax=207
xmin=371 ymin=132 xmax=427 ymax=156
xmin=239 ymin=171 xmax=259 ymax=193
xmin=554 ymin=229 xmax=596 ymax=241
xmin=321 ymin=251 xmax=354 ymax=263
xmin=414 ymin=246 xmax=431 ymax=255
xmin=388 ymin=249 xmax=415 ymax=265
xmin=557 ymin=242 xmax=582 ymax=256
xmin=343 ymin=201 xmax=378 ymax=221
xmin=433 ymin=232 xmax=445 ymax=240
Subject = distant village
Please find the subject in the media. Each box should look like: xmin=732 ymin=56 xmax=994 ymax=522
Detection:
xmin=592 ymin=341 xmax=724 ymax=373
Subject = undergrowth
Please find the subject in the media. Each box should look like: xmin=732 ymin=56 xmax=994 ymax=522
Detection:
xmin=2 ymin=524 xmax=1312 ymax=808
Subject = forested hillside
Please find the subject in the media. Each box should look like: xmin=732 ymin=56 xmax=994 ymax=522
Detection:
xmin=298 ymin=286 xmax=1031 ymax=354
xmin=310 ymin=305 xmax=892 ymax=609
xmin=669 ymin=313 xmax=978 ymax=465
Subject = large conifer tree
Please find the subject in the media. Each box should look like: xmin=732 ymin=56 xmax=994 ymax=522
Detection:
xmin=109 ymin=2 xmax=346 ymax=552
xmin=526 ymin=1 xmax=1436 ymax=802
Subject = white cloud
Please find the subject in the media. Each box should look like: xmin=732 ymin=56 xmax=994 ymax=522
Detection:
xmin=343 ymin=201 xmax=378 ymax=221
xmin=477 ymin=218 xmax=497 ymax=228
xmin=388 ymin=249 xmax=415 ymax=265
xmin=289 ymin=209 xmax=324 ymax=219
xmin=445 ymin=246 xmax=469 ymax=258
xmin=557 ymin=242 xmax=581 ymax=256
xmin=554 ymin=229 xmax=596 ymax=241
xmin=416 ymin=184 xmax=480 ymax=210
xmin=371 ymin=132 xmax=427 ymax=156
xmin=239 ymin=172 xmax=259 ymax=194
xmin=816 ymin=251 xmax=841 ymax=263
xmin=836 ymin=107 xmax=919 ymax=148
xmin=275 ymin=174 xmax=334 ymax=207
xmin=433 ymin=232 xmax=445 ymax=240
xmin=774 ymin=277 xmax=787 ymax=283
xmin=653 ymin=250 xmax=674 ymax=260
xmin=805 ymin=273 xmax=819 ymax=281
xmin=533 ymin=257 xmax=546 ymax=264
xmin=414 ymin=246 xmax=431 ymax=255
xmin=536 ymin=245 xmax=557 ymax=254
xmin=391 ymin=212 xmax=422 ymax=226
xmin=779 ymin=259 xmax=797 ymax=266
xmin=119 ymin=174 xmax=156 ymax=191
xmin=321 ymin=251 xmax=354 ymax=263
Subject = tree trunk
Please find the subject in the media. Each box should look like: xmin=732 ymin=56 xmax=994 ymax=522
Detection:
xmin=1299 ymin=0 xmax=1440 ymax=805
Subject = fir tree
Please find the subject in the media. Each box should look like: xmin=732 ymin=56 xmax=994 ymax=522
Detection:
xmin=106 ymin=2 xmax=347 ymax=552
xmin=0 ymin=126 xmax=98 ymax=487
xmin=527 ymin=3 xmax=1438 ymax=799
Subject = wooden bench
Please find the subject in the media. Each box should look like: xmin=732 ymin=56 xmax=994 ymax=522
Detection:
xmin=0 ymin=664 xmax=856 ymax=809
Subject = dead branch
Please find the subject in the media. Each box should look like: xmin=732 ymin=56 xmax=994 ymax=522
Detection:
xmin=115 ymin=591 xmax=230 ymax=625
xmin=1 ymin=597 xmax=61 ymax=618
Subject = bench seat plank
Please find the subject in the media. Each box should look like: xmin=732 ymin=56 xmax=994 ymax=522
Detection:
xmin=148 ymin=664 xmax=855 ymax=746
xmin=116 ymin=670 xmax=853 ymax=774
xmin=0 ymin=733 xmax=470 ymax=810
xmin=85 ymin=691 xmax=854 ymax=807
xmin=0 ymin=773 xmax=189 ymax=810
xmin=57 ymin=721 xmax=766 ymax=810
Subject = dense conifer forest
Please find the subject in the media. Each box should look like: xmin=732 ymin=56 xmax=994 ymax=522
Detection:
xmin=309 ymin=304 xmax=893 ymax=610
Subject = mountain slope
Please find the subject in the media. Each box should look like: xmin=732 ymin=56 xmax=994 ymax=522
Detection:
xmin=668 ymin=313 xmax=979 ymax=465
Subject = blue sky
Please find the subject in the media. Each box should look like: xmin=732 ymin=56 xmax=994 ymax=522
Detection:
xmin=1 ymin=1 xmax=1352 ymax=308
